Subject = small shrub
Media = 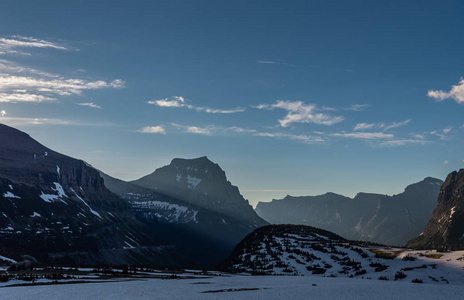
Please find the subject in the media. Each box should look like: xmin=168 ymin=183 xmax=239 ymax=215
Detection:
xmin=412 ymin=278 xmax=423 ymax=284
xmin=378 ymin=276 xmax=389 ymax=281
xmin=394 ymin=272 xmax=407 ymax=280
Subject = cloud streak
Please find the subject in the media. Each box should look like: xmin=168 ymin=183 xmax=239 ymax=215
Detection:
xmin=256 ymin=100 xmax=344 ymax=127
xmin=0 ymin=36 xmax=75 ymax=55
xmin=148 ymin=96 xmax=245 ymax=114
xmin=77 ymin=102 xmax=102 ymax=109
xmin=428 ymin=78 xmax=464 ymax=104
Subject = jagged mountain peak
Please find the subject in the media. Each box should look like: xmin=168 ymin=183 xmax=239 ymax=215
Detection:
xmin=408 ymin=169 xmax=464 ymax=250
xmin=131 ymin=157 xmax=267 ymax=226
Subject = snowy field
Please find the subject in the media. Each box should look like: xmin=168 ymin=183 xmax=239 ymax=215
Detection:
xmin=0 ymin=275 xmax=464 ymax=300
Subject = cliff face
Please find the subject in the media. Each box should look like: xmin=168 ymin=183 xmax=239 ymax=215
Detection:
xmin=256 ymin=177 xmax=442 ymax=246
xmin=408 ymin=170 xmax=464 ymax=250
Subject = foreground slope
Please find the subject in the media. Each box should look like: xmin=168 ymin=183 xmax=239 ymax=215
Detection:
xmin=0 ymin=124 xmax=193 ymax=266
xmin=255 ymin=177 xmax=442 ymax=246
xmin=408 ymin=169 xmax=464 ymax=250
xmin=218 ymin=225 xmax=464 ymax=285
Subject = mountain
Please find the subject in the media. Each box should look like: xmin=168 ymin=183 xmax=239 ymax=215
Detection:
xmin=217 ymin=224 xmax=464 ymax=284
xmin=100 ymin=157 xmax=268 ymax=267
xmin=131 ymin=156 xmax=265 ymax=225
xmin=0 ymin=123 xmax=195 ymax=267
xmin=255 ymin=177 xmax=443 ymax=246
xmin=408 ymin=170 xmax=464 ymax=250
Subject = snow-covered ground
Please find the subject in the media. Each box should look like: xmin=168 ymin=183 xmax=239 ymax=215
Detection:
xmin=0 ymin=275 xmax=463 ymax=300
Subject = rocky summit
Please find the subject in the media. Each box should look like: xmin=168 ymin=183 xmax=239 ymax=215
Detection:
xmin=408 ymin=169 xmax=464 ymax=250
xmin=131 ymin=156 xmax=267 ymax=227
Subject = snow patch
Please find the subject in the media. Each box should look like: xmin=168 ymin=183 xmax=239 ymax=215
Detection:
xmin=30 ymin=212 xmax=41 ymax=218
xmin=8 ymin=185 xmax=13 ymax=190
xmin=70 ymin=187 xmax=102 ymax=219
xmin=56 ymin=165 xmax=61 ymax=177
xmin=52 ymin=182 xmax=68 ymax=198
xmin=450 ymin=206 xmax=456 ymax=219
xmin=40 ymin=192 xmax=58 ymax=203
xmin=186 ymin=175 xmax=202 ymax=189
xmin=176 ymin=174 xmax=182 ymax=182
xmin=3 ymin=191 xmax=20 ymax=199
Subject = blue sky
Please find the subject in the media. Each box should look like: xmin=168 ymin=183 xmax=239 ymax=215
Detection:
xmin=0 ymin=0 xmax=463 ymax=206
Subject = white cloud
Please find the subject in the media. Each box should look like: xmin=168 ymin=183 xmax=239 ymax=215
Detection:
xmin=148 ymin=96 xmax=245 ymax=114
xmin=376 ymin=139 xmax=428 ymax=147
xmin=148 ymin=96 xmax=185 ymax=107
xmin=331 ymin=132 xmax=394 ymax=139
xmin=0 ymin=116 xmax=103 ymax=127
xmin=0 ymin=75 xmax=124 ymax=102
xmin=256 ymin=100 xmax=344 ymax=127
xmin=383 ymin=119 xmax=410 ymax=131
xmin=77 ymin=102 xmax=101 ymax=109
xmin=255 ymin=132 xmax=324 ymax=144
xmin=444 ymin=160 xmax=449 ymax=164
xmin=346 ymin=104 xmax=369 ymax=111
xmin=0 ymin=36 xmax=75 ymax=56
xmin=256 ymin=60 xmax=295 ymax=67
xmin=443 ymin=127 xmax=452 ymax=133
xmin=0 ymin=110 xmax=5 ymax=116
xmin=138 ymin=126 xmax=166 ymax=134
xmin=430 ymin=127 xmax=453 ymax=140
xmin=427 ymin=78 xmax=464 ymax=104
xmin=0 ymin=92 xmax=56 ymax=103
xmin=353 ymin=123 xmax=376 ymax=131
xmin=171 ymin=123 xmax=255 ymax=136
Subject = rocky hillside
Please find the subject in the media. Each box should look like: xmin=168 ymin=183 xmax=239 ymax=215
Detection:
xmin=218 ymin=225 xmax=464 ymax=284
xmin=255 ymin=177 xmax=442 ymax=246
xmin=408 ymin=170 xmax=464 ymax=250
xmin=0 ymin=124 xmax=195 ymax=267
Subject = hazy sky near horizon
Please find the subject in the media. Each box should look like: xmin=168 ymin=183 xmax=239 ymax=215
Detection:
xmin=0 ymin=0 xmax=463 ymax=206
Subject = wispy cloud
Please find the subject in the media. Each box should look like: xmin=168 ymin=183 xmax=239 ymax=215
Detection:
xmin=171 ymin=123 xmax=255 ymax=136
xmin=376 ymin=139 xmax=428 ymax=147
xmin=0 ymin=35 xmax=75 ymax=55
xmin=256 ymin=100 xmax=344 ymax=127
xmin=256 ymin=60 xmax=295 ymax=67
xmin=352 ymin=119 xmax=410 ymax=131
xmin=0 ymin=75 xmax=124 ymax=103
xmin=331 ymin=132 xmax=394 ymax=140
xmin=148 ymin=96 xmax=245 ymax=114
xmin=346 ymin=104 xmax=369 ymax=111
xmin=427 ymin=78 xmax=464 ymax=104
xmin=138 ymin=126 xmax=166 ymax=134
xmin=255 ymin=132 xmax=324 ymax=144
xmin=430 ymin=127 xmax=453 ymax=140
xmin=0 ymin=116 xmax=112 ymax=127
xmin=383 ymin=119 xmax=410 ymax=131
xmin=353 ymin=123 xmax=376 ymax=131
xmin=77 ymin=102 xmax=102 ymax=109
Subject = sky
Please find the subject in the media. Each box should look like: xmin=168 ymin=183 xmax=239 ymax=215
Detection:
xmin=0 ymin=0 xmax=463 ymax=206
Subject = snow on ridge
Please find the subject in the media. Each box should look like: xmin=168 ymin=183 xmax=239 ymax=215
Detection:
xmin=52 ymin=182 xmax=68 ymax=198
xmin=0 ymin=254 xmax=17 ymax=263
xmin=450 ymin=206 xmax=456 ymax=219
xmin=3 ymin=191 xmax=20 ymax=199
xmin=56 ymin=165 xmax=60 ymax=177
xmin=132 ymin=200 xmax=198 ymax=223
xmin=70 ymin=187 xmax=102 ymax=219
xmin=40 ymin=192 xmax=58 ymax=203
xmin=8 ymin=185 xmax=13 ymax=190
xmin=30 ymin=212 xmax=41 ymax=218
xmin=186 ymin=175 xmax=202 ymax=189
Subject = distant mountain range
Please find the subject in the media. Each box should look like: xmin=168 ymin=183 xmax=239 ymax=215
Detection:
xmin=408 ymin=169 xmax=464 ymax=250
xmin=255 ymin=177 xmax=443 ymax=246
xmin=0 ymin=123 xmax=267 ymax=268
